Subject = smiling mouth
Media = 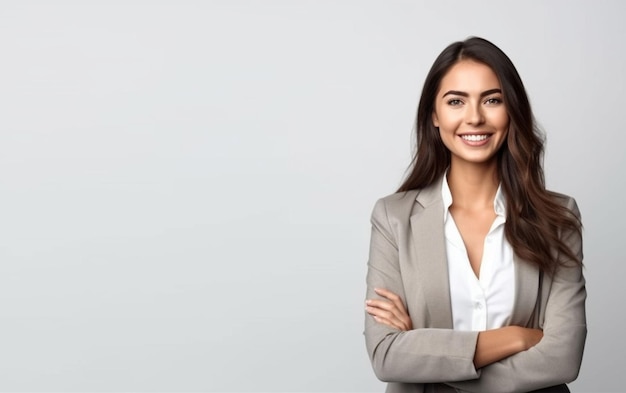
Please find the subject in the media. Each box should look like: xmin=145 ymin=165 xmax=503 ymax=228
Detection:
xmin=460 ymin=134 xmax=490 ymax=142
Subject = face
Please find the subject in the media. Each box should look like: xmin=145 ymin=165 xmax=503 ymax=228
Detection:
xmin=432 ymin=60 xmax=509 ymax=167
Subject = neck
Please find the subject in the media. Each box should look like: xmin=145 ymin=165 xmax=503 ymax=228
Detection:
xmin=447 ymin=160 xmax=499 ymax=210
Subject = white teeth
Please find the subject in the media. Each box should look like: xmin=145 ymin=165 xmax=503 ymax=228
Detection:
xmin=461 ymin=134 xmax=489 ymax=141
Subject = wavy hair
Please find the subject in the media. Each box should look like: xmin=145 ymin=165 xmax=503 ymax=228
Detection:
xmin=398 ymin=37 xmax=582 ymax=273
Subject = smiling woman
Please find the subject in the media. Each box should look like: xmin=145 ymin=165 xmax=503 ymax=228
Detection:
xmin=433 ymin=60 xmax=509 ymax=169
xmin=364 ymin=37 xmax=585 ymax=393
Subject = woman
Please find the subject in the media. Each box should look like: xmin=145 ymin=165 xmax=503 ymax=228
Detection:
xmin=364 ymin=37 xmax=586 ymax=393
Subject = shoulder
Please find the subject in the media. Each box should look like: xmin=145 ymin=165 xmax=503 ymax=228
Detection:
xmin=376 ymin=190 xmax=420 ymax=209
xmin=370 ymin=190 xmax=419 ymax=225
xmin=548 ymin=190 xmax=575 ymax=206
xmin=372 ymin=179 xmax=443 ymax=218
xmin=546 ymin=191 xmax=583 ymax=265
xmin=548 ymin=190 xmax=581 ymax=219
xmin=371 ymin=183 xmax=443 ymax=235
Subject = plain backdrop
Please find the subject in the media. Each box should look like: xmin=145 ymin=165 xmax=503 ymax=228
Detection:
xmin=0 ymin=1 xmax=624 ymax=392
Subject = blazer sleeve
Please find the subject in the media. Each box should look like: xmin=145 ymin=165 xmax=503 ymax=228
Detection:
xmin=447 ymin=197 xmax=587 ymax=393
xmin=364 ymin=197 xmax=481 ymax=383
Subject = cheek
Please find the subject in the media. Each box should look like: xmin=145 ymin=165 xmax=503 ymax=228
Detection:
xmin=438 ymin=126 xmax=456 ymax=150
xmin=437 ymin=118 xmax=458 ymax=138
xmin=435 ymin=108 xmax=463 ymax=130
xmin=496 ymin=126 xmax=510 ymax=150
xmin=495 ymin=111 xmax=510 ymax=130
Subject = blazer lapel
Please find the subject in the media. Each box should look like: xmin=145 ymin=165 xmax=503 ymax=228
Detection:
xmin=510 ymin=254 xmax=540 ymax=326
xmin=410 ymin=178 xmax=453 ymax=328
xmin=408 ymin=176 xmax=540 ymax=329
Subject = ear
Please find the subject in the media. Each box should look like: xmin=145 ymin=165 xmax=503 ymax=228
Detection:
xmin=432 ymin=111 xmax=439 ymax=127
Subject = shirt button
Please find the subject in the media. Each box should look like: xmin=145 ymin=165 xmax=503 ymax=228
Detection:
xmin=475 ymin=302 xmax=483 ymax=309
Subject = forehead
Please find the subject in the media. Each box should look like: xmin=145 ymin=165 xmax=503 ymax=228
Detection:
xmin=438 ymin=60 xmax=501 ymax=94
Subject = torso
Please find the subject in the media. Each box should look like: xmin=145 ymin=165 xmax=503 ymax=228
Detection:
xmin=448 ymin=205 xmax=496 ymax=277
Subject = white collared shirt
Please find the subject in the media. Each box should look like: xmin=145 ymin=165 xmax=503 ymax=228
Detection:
xmin=442 ymin=174 xmax=515 ymax=331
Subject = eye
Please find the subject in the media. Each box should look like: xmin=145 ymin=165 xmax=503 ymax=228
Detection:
xmin=485 ymin=97 xmax=503 ymax=105
xmin=447 ymin=99 xmax=463 ymax=106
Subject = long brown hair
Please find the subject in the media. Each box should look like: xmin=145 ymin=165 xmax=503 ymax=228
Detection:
xmin=398 ymin=37 xmax=582 ymax=273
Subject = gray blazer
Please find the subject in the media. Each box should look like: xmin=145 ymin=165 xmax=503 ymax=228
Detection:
xmin=364 ymin=176 xmax=586 ymax=393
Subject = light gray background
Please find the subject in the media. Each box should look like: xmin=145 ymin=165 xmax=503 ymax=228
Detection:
xmin=0 ymin=1 xmax=623 ymax=392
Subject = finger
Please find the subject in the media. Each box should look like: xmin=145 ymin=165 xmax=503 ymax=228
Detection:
xmin=365 ymin=305 xmax=394 ymax=320
xmin=367 ymin=298 xmax=409 ymax=328
xmin=374 ymin=287 xmax=398 ymax=300
xmin=374 ymin=288 xmax=406 ymax=315
xmin=366 ymin=299 xmax=405 ymax=323
xmin=366 ymin=301 xmax=405 ymax=327
xmin=365 ymin=306 xmax=407 ymax=331
xmin=365 ymin=298 xmax=393 ymax=310
xmin=374 ymin=315 xmax=400 ymax=330
xmin=373 ymin=289 xmax=411 ymax=328
xmin=374 ymin=287 xmax=402 ymax=303
xmin=371 ymin=314 xmax=405 ymax=331
xmin=374 ymin=288 xmax=407 ymax=316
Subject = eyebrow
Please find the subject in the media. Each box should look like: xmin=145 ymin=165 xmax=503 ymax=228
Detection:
xmin=442 ymin=88 xmax=502 ymax=98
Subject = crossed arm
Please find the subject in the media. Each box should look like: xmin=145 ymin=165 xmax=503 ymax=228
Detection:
xmin=366 ymin=288 xmax=543 ymax=369
xmin=364 ymin=197 xmax=586 ymax=392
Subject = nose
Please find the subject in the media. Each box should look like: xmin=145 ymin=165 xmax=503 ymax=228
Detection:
xmin=465 ymin=103 xmax=485 ymax=125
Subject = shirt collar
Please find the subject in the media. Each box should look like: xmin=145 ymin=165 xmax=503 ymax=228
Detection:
xmin=493 ymin=183 xmax=506 ymax=218
xmin=442 ymin=172 xmax=453 ymax=222
xmin=441 ymin=172 xmax=507 ymax=222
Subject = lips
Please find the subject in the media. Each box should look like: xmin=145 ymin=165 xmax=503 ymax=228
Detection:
xmin=461 ymin=134 xmax=489 ymax=142
xmin=458 ymin=133 xmax=493 ymax=146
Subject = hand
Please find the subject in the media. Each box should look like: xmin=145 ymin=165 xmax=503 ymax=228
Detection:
xmin=474 ymin=326 xmax=544 ymax=368
xmin=515 ymin=326 xmax=544 ymax=350
xmin=365 ymin=288 xmax=413 ymax=331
